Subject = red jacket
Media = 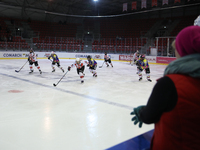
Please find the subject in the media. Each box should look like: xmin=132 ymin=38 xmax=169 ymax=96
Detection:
xmin=151 ymin=74 xmax=200 ymax=150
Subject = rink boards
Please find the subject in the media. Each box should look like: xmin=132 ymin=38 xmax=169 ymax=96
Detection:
xmin=0 ymin=51 xmax=176 ymax=64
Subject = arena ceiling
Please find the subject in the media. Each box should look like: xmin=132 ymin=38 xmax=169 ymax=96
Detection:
xmin=1 ymin=0 xmax=131 ymax=17
xmin=0 ymin=0 xmax=199 ymax=21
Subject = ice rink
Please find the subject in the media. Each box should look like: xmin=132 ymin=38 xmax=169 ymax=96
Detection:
xmin=0 ymin=58 xmax=167 ymax=150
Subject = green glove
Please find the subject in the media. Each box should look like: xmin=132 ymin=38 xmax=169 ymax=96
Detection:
xmin=130 ymin=105 xmax=145 ymax=128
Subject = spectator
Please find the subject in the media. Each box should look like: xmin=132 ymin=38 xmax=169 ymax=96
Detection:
xmin=130 ymin=25 xmax=200 ymax=150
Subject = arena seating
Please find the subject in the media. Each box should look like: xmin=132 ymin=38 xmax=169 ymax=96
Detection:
xmin=0 ymin=36 xmax=30 ymax=50
xmin=28 ymin=21 xmax=84 ymax=51
xmin=0 ymin=15 xmax=197 ymax=53
xmin=29 ymin=21 xmax=78 ymax=38
xmin=155 ymin=15 xmax=196 ymax=55
xmin=33 ymin=37 xmax=84 ymax=51
xmin=170 ymin=16 xmax=196 ymax=36
xmin=90 ymin=18 xmax=157 ymax=53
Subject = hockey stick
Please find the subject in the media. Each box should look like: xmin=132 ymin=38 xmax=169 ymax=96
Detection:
xmin=15 ymin=60 xmax=28 ymax=73
xmin=53 ymin=70 xmax=69 ymax=87
xmin=99 ymin=61 xmax=105 ymax=68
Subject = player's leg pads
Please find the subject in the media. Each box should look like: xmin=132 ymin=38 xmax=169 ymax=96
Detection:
xmin=145 ymin=68 xmax=150 ymax=74
xmin=34 ymin=62 xmax=39 ymax=67
xmin=138 ymin=72 xmax=142 ymax=81
xmin=137 ymin=67 xmax=143 ymax=72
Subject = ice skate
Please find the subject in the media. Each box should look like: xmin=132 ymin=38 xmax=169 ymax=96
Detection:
xmin=39 ymin=70 xmax=42 ymax=74
xmin=139 ymin=77 xmax=142 ymax=81
xmin=29 ymin=70 xmax=33 ymax=74
xmin=61 ymin=68 xmax=64 ymax=72
xmin=93 ymin=73 xmax=97 ymax=77
xmin=81 ymin=80 xmax=84 ymax=84
xmin=52 ymin=69 xmax=55 ymax=72
xmin=147 ymin=79 xmax=152 ymax=82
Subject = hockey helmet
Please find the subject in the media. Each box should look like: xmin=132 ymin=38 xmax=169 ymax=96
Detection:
xmin=105 ymin=52 xmax=107 ymax=55
xmin=76 ymin=58 xmax=80 ymax=63
xmin=194 ymin=15 xmax=200 ymax=26
xmin=87 ymin=55 xmax=91 ymax=60
xmin=51 ymin=51 xmax=55 ymax=54
xmin=140 ymin=54 xmax=145 ymax=59
xmin=29 ymin=48 xmax=33 ymax=53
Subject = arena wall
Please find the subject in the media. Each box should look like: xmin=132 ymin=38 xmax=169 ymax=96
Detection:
xmin=0 ymin=51 xmax=175 ymax=64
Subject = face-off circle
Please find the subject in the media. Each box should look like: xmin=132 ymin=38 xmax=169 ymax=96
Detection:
xmin=8 ymin=90 xmax=24 ymax=93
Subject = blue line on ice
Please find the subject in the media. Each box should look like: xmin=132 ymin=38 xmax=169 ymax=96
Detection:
xmin=1 ymin=72 xmax=133 ymax=110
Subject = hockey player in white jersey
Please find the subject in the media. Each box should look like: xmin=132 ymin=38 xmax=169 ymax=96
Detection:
xmin=68 ymin=58 xmax=85 ymax=83
xmin=104 ymin=52 xmax=113 ymax=67
xmin=28 ymin=48 xmax=42 ymax=74
xmin=131 ymin=50 xmax=140 ymax=66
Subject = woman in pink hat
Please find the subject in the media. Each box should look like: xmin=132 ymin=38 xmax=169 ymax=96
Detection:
xmin=130 ymin=26 xmax=200 ymax=150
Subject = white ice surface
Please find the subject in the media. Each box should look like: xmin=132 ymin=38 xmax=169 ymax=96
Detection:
xmin=0 ymin=59 xmax=167 ymax=150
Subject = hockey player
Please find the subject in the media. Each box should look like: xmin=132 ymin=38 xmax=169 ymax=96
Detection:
xmin=48 ymin=51 xmax=64 ymax=72
xmin=28 ymin=48 xmax=42 ymax=74
xmin=68 ymin=58 xmax=85 ymax=83
xmin=131 ymin=50 xmax=140 ymax=65
xmin=104 ymin=52 xmax=113 ymax=67
xmin=136 ymin=54 xmax=152 ymax=82
xmin=85 ymin=55 xmax=97 ymax=77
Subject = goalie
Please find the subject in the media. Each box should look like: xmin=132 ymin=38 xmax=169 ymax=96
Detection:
xmin=136 ymin=54 xmax=152 ymax=82
xmin=68 ymin=58 xmax=85 ymax=83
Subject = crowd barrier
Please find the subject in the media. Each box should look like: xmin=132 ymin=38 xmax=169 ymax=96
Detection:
xmin=0 ymin=51 xmax=176 ymax=64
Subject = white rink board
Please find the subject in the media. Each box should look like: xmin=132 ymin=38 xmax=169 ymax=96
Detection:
xmin=0 ymin=51 xmax=157 ymax=63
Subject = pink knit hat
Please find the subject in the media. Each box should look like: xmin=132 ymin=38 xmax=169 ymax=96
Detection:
xmin=175 ymin=25 xmax=200 ymax=57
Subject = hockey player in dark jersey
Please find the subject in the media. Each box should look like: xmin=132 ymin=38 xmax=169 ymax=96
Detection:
xmin=48 ymin=51 xmax=64 ymax=72
xmin=68 ymin=58 xmax=85 ymax=83
xmin=85 ymin=55 xmax=97 ymax=77
xmin=136 ymin=54 xmax=152 ymax=82
xmin=28 ymin=48 xmax=42 ymax=74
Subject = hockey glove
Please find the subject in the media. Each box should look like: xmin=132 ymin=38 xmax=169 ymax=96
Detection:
xmin=136 ymin=61 xmax=140 ymax=66
xmin=68 ymin=66 xmax=71 ymax=71
xmin=130 ymin=105 xmax=145 ymax=128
